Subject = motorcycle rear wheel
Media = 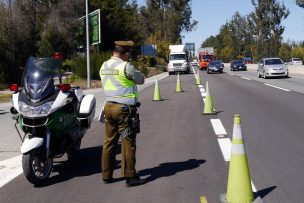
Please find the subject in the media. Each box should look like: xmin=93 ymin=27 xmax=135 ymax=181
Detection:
xmin=22 ymin=151 xmax=53 ymax=184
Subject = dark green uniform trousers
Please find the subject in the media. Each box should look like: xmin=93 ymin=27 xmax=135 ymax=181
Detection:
xmin=102 ymin=102 xmax=137 ymax=179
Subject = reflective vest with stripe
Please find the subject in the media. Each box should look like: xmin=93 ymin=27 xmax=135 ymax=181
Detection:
xmin=99 ymin=58 xmax=138 ymax=105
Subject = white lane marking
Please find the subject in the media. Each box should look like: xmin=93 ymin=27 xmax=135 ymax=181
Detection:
xmin=210 ymin=119 xmax=227 ymax=137
xmin=217 ymin=138 xmax=232 ymax=162
xmin=201 ymin=92 xmax=206 ymax=97
xmin=200 ymin=88 xmax=206 ymax=93
xmin=0 ymin=155 xmax=22 ymax=188
xmin=264 ymin=83 xmax=290 ymax=92
xmin=191 ymin=67 xmax=196 ymax=74
xmin=241 ymin=77 xmax=251 ymax=80
xmin=198 ymin=85 xmax=203 ymax=88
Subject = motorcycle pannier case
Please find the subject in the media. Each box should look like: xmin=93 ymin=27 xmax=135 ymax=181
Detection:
xmin=78 ymin=94 xmax=96 ymax=128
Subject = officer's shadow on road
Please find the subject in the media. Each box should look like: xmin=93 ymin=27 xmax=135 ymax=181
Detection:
xmin=34 ymin=144 xmax=122 ymax=187
xmin=138 ymin=159 xmax=205 ymax=184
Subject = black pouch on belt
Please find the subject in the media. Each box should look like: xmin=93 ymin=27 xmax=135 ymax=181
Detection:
xmin=129 ymin=112 xmax=140 ymax=134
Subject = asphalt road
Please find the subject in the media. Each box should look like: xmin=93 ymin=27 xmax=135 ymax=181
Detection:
xmin=1 ymin=67 xmax=304 ymax=202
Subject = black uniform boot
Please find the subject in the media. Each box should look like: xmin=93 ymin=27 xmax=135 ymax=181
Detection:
xmin=126 ymin=176 xmax=145 ymax=187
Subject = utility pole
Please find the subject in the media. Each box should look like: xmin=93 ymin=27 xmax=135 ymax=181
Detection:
xmin=163 ymin=6 xmax=166 ymax=41
xmin=85 ymin=0 xmax=91 ymax=88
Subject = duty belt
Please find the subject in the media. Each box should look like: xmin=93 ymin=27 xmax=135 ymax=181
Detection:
xmin=107 ymin=101 xmax=140 ymax=108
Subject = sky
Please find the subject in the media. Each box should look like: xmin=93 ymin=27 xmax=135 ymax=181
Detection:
xmin=137 ymin=0 xmax=304 ymax=53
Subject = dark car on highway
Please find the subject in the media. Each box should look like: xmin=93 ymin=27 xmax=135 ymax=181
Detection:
xmin=207 ymin=60 xmax=223 ymax=73
xmin=230 ymin=60 xmax=247 ymax=71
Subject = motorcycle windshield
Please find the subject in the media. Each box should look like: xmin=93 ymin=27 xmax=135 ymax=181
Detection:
xmin=22 ymin=57 xmax=61 ymax=101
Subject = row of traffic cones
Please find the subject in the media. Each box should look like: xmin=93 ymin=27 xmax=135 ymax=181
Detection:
xmin=195 ymin=70 xmax=256 ymax=202
xmin=154 ymin=70 xmax=257 ymax=202
xmin=153 ymin=73 xmax=183 ymax=101
xmin=153 ymin=71 xmax=216 ymax=114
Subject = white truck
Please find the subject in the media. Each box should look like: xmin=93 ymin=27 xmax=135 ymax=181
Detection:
xmin=167 ymin=44 xmax=190 ymax=75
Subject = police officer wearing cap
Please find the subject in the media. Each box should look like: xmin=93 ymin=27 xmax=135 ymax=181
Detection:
xmin=99 ymin=41 xmax=145 ymax=187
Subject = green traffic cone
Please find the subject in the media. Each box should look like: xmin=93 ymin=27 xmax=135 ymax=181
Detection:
xmin=225 ymin=115 xmax=254 ymax=203
xmin=195 ymin=71 xmax=202 ymax=85
xmin=202 ymin=81 xmax=216 ymax=115
xmin=176 ymin=73 xmax=182 ymax=93
xmin=152 ymin=78 xmax=162 ymax=101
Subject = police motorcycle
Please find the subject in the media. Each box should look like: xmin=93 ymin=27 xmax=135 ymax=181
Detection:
xmin=9 ymin=56 xmax=96 ymax=184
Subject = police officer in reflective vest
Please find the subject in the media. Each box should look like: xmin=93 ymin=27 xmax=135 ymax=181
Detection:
xmin=99 ymin=41 xmax=145 ymax=187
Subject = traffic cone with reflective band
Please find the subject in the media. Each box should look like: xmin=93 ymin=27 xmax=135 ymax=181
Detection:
xmin=195 ymin=71 xmax=202 ymax=85
xmin=176 ymin=73 xmax=182 ymax=93
xmin=226 ymin=115 xmax=254 ymax=203
xmin=152 ymin=78 xmax=163 ymax=101
xmin=202 ymin=81 xmax=216 ymax=115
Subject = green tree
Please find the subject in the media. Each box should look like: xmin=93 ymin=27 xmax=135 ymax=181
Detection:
xmin=249 ymin=0 xmax=289 ymax=60
xmin=140 ymin=0 xmax=197 ymax=44
xmin=291 ymin=46 xmax=304 ymax=61
xmin=201 ymin=12 xmax=254 ymax=62
xmin=279 ymin=43 xmax=291 ymax=62
xmin=90 ymin=0 xmax=143 ymax=51
xmin=296 ymin=0 xmax=304 ymax=8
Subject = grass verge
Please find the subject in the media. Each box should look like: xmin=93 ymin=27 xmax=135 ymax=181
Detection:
xmin=0 ymin=93 xmax=12 ymax=103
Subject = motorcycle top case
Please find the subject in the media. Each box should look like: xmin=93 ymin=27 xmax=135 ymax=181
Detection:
xmin=78 ymin=94 xmax=96 ymax=128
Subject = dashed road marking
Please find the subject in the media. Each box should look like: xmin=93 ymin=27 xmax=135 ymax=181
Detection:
xmin=264 ymin=83 xmax=290 ymax=91
xmin=241 ymin=77 xmax=251 ymax=80
xmin=210 ymin=119 xmax=227 ymax=137
xmin=0 ymin=155 xmax=22 ymax=188
xmin=199 ymin=88 xmax=205 ymax=93
xmin=217 ymin=138 xmax=232 ymax=162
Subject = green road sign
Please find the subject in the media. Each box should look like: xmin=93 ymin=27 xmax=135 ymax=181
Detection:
xmin=77 ymin=9 xmax=101 ymax=48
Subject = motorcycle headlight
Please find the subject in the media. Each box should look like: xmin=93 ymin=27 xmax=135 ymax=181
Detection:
xmin=41 ymin=102 xmax=53 ymax=114
xmin=19 ymin=101 xmax=53 ymax=116
xmin=19 ymin=102 xmax=30 ymax=113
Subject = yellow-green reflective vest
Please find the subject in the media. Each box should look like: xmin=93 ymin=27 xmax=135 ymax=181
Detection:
xmin=99 ymin=58 xmax=138 ymax=105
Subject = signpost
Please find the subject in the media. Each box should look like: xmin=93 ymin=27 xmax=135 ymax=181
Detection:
xmin=77 ymin=8 xmax=101 ymax=88
xmin=77 ymin=9 xmax=101 ymax=47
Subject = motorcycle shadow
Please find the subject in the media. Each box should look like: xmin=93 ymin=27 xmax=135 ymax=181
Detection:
xmin=34 ymin=145 xmax=121 ymax=187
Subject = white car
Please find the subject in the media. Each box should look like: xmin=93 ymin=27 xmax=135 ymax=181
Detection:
xmin=191 ymin=59 xmax=199 ymax=67
xmin=257 ymin=58 xmax=288 ymax=79
xmin=289 ymin=58 xmax=303 ymax=65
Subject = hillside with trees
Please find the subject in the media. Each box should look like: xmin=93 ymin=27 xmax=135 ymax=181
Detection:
xmin=201 ymin=0 xmax=304 ymax=63
xmin=0 ymin=0 xmax=196 ymax=88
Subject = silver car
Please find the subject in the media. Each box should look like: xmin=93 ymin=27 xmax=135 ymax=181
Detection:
xmin=257 ymin=58 xmax=288 ymax=79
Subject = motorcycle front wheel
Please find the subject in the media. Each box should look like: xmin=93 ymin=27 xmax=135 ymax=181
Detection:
xmin=22 ymin=150 xmax=53 ymax=184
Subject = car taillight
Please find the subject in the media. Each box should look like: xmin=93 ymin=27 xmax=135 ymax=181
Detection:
xmin=58 ymin=84 xmax=71 ymax=92
xmin=9 ymin=84 xmax=19 ymax=92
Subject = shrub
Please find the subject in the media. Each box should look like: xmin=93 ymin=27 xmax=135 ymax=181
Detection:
xmin=65 ymin=51 xmax=112 ymax=80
